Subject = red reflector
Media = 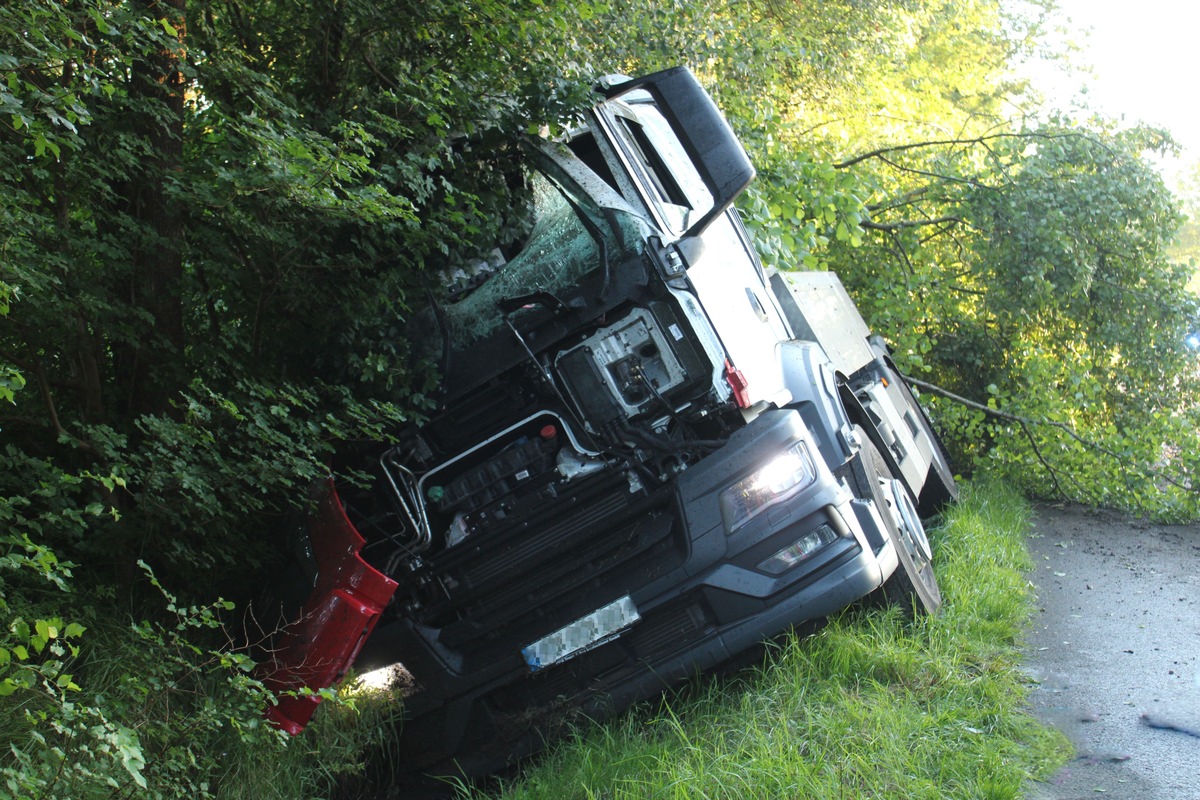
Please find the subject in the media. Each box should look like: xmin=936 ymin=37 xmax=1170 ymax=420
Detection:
xmin=540 ymin=424 xmax=557 ymax=440
xmin=724 ymin=360 xmax=751 ymax=408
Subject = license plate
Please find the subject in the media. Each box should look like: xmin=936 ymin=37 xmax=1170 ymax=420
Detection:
xmin=521 ymin=596 xmax=640 ymax=671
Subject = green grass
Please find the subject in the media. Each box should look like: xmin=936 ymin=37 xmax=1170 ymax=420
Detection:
xmin=458 ymin=479 xmax=1070 ymax=799
xmin=210 ymin=680 xmax=401 ymax=800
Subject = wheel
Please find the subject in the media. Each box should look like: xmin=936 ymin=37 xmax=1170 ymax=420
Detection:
xmin=862 ymin=433 xmax=942 ymax=615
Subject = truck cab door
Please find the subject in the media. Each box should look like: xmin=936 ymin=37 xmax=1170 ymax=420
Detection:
xmin=591 ymin=98 xmax=793 ymax=409
xmin=676 ymin=211 xmax=792 ymax=409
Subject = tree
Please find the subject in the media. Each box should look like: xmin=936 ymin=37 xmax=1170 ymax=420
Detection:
xmin=0 ymin=0 xmax=609 ymax=579
xmin=0 ymin=1 xmax=602 ymax=793
xmin=829 ymin=124 xmax=1199 ymax=517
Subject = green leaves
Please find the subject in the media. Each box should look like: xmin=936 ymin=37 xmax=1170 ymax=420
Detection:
xmin=0 ymin=365 xmax=24 ymax=404
xmin=739 ymin=156 xmax=871 ymax=272
xmin=0 ymin=549 xmax=317 ymax=799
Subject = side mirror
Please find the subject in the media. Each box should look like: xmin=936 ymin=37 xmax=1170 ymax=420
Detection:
xmin=605 ymin=67 xmax=755 ymax=235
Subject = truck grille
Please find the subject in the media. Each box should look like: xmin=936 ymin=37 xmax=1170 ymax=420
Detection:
xmin=417 ymin=471 xmax=687 ymax=666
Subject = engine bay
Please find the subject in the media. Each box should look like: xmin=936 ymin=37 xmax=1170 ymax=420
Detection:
xmin=348 ymin=296 xmax=740 ymax=582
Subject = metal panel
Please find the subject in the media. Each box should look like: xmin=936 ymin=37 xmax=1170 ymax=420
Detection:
xmin=770 ymin=271 xmax=876 ymax=376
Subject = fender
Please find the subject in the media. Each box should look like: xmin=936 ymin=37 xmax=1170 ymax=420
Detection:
xmin=259 ymin=480 xmax=398 ymax=734
xmin=777 ymin=340 xmax=857 ymax=468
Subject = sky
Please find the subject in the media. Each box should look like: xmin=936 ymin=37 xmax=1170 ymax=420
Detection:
xmin=1029 ymin=0 xmax=1200 ymax=176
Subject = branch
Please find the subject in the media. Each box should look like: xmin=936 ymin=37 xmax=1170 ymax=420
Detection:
xmin=837 ymin=135 xmax=1005 ymax=169
xmin=861 ymin=216 xmax=964 ymax=231
xmin=864 ymin=186 xmax=939 ymax=213
xmin=880 ymin=227 xmax=915 ymax=277
xmin=2 ymin=347 xmax=98 ymax=454
xmin=1016 ymin=417 xmax=1069 ymax=500
xmin=874 ymin=154 xmax=990 ymax=187
xmin=903 ymin=375 xmax=1197 ymax=497
xmin=833 ymin=130 xmax=1111 ymax=170
xmin=945 ymin=284 xmax=987 ymax=297
xmin=30 ymin=359 xmax=78 ymax=448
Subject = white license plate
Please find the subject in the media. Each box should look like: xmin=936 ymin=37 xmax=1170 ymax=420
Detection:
xmin=521 ymin=596 xmax=640 ymax=671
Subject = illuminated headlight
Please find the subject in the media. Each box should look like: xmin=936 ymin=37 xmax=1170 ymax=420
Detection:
xmin=719 ymin=442 xmax=817 ymax=532
xmin=757 ymin=524 xmax=838 ymax=575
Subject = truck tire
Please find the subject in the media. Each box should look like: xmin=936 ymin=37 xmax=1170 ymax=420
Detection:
xmin=862 ymin=433 xmax=942 ymax=615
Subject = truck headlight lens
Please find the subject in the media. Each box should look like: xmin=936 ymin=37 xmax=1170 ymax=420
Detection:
xmin=719 ymin=442 xmax=817 ymax=532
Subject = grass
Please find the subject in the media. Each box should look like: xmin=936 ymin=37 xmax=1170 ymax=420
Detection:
xmin=456 ymin=478 xmax=1071 ymax=799
xmin=210 ymin=679 xmax=402 ymax=800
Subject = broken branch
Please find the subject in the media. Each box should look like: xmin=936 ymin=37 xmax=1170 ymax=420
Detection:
xmin=903 ymin=375 xmax=1197 ymax=496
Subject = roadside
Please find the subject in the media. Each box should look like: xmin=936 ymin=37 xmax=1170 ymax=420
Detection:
xmin=1024 ymin=503 xmax=1200 ymax=800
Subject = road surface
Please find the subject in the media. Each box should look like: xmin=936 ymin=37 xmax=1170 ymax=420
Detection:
xmin=1024 ymin=503 xmax=1200 ymax=800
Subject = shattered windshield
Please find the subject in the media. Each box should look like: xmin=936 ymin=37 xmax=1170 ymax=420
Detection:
xmin=437 ymin=152 xmax=649 ymax=346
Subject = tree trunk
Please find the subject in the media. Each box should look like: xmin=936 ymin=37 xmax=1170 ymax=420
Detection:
xmin=115 ymin=0 xmax=188 ymax=421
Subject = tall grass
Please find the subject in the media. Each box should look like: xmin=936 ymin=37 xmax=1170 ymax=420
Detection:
xmin=212 ymin=679 xmax=401 ymax=800
xmin=461 ymin=479 xmax=1069 ymax=799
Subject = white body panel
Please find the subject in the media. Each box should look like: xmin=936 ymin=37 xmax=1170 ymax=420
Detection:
xmin=684 ymin=213 xmax=792 ymax=408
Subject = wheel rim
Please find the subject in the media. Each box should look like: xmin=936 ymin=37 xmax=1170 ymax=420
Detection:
xmin=886 ymin=478 xmax=932 ymax=565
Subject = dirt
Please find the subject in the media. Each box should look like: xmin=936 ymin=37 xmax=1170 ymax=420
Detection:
xmin=1023 ymin=503 xmax=1200 ymax=800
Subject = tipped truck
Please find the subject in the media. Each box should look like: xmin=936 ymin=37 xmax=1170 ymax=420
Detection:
xmin=266 ymin=66 xmax=958 ymax=780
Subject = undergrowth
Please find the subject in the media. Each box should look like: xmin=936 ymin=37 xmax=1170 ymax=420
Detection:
xmin=462 ymin=478 xmax=1070 ymax=799
xmin=0 ymin=557 xmax=397 ymax=800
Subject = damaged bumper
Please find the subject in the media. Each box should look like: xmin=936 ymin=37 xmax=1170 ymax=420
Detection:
xmin=260 ymin=480 xmax=398 ymax=734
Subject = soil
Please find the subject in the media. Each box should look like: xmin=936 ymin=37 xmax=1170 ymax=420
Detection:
xmin=1023 ymin=503 xmax=1200 ymax=800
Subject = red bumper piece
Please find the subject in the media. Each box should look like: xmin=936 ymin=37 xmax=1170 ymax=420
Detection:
xmin=262 ymin=480 xmax=398 ymax=734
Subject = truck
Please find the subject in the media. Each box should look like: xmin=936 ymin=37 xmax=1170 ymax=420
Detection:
xmin=259 ymin=66 xmax=958 ymax=782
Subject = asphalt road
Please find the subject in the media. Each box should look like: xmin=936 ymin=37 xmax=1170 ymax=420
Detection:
xmin=1023 ymin=503 xmax=1200 ymax=800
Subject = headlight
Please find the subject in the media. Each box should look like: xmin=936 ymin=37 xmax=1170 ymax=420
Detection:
xmin=719 ymin=442 xmax=817 ymax=532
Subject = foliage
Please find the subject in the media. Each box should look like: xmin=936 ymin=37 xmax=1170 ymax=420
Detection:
xmin=825 ymin=123 xmax=1200 ymax=519
xmin=0 ymin=455 xmax=396 ymax=798
xmin=0 ymin=540 xmax=392 ymax=799
xmin=455 ymin=480 xmax=1069 ymax=799
xmin=0 ymin=0 xmax=597 ymax=794
xmin=0 ymin=0 xmax=600 ymax=569
xmin=1 ymin=559 xmax=397 ymax=800
xmin=1167 ymin=161 xmax=1200 ymax=289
